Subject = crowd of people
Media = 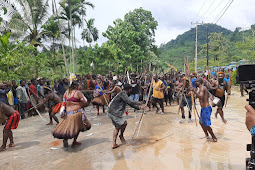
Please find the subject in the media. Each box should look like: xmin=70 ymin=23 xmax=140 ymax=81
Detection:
xmin=0 ymin=68 xmax=236 ymax=150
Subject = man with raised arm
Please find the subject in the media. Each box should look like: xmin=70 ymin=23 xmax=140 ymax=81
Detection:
xmin=36 ymin=87 xmax=61 ymax=125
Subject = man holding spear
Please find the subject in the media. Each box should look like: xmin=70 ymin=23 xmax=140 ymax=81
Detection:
xmin=107 ymin=84 xmax=145 ymax=149
xmin=35 ymin=87 xmax=61 ymax=125
xmin=193 ymin=78 xmax=217 ymax=142
xmin=179 ymin=78 xmax=193 ymax=123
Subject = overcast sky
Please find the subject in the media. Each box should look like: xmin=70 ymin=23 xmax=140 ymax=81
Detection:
xmin=3 ymin=0 xmax=254 ymax=47
xmin=81 ymin=0 xmax=255 ymax=47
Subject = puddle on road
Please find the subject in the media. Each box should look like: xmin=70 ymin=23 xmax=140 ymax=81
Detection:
xmin=98 ymin=90 xmax=250 ymax=170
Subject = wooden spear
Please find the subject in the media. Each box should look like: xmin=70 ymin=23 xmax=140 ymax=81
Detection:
xmin=177 ymin=56 xmax=188 ymax=114
xmin=177 ymin=79 xmax=186 ymax=114
xmin=225 ymin=71 xmax=232 ymax=107
xmin=132 ymin=68 xmax=155 ymax=139
xmin=184 ymin=56 xmax=197 ymax=126
xmin=140 ymin=59 xmax=143 ymax=75
xmin=27 ymin=88 xmax=44 ymax=120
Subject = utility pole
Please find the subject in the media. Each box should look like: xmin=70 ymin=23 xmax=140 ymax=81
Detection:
xmin=191 ymin=21 xmax=203 ymax=72
xmin=184 ymin=53 xmax=186 ymax=74
xmin=251 ymin=28 xmax=255 ymax=51
xmin=206 ymin=26 xmax=209 ymax=79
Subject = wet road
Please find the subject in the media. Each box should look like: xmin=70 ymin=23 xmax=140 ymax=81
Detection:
xmin=0 ymin=87 xmax=250 ymax=170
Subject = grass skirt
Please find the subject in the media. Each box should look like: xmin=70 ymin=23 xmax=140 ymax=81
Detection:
xmin=52 ymin=112 xmax=87 ymax=139
xmin=92 ymin=95 xmax=108 ymax=106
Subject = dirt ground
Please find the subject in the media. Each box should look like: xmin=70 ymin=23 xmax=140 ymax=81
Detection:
xmin=0 ymin=87 xmax=251 ymax=170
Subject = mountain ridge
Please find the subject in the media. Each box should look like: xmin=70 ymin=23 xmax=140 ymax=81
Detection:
xmin=158 ymin=23 xmax=233 ymax=69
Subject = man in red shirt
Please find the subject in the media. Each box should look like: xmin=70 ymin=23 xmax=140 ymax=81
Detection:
xmin=28 ymin=78 xmax=38 ymax=116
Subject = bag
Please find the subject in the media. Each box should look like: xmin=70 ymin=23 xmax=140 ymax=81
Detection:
xmin=211 ymin=97 xmax=220 ymax=107
xmin=93 ymin=90 xmax=100 ymax=98
xmin=7 ymin=90 xmax=14 ymax=106
xmin=59 ymin=102 xmax=66 ymax=118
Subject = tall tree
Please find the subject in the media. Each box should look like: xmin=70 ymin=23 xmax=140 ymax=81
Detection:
xmin=42 ymin=17 xmax=63 ymax=74
xmin=103 ymin=8 xmax=158 ymax=70
xmin=81 ymin=18 xmax=99 ymax=46
xmin=199 ymin=32 xmax=230 ymax=61
xmin=8 ymin=0 xmax=50 ymax=47
xmin=58 ymin=0 xmax=94 ymax=73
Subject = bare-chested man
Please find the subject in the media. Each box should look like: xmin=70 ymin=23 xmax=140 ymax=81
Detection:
xmin=193 ymin=78 xmax=217 ymax=142
xmin=210 ymin=72 xmax=229 ymax=123
xmin=36 ymin=88 xmax=61 ymax=125
xmin=0 ymin=101 xmax=20 ymax=151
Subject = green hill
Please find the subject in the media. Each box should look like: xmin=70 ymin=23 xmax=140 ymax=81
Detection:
xmin=159 ymin=23 xmax=233 ymax=70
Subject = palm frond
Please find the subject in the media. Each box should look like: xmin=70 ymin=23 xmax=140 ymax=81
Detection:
xmin=82 ymin=1 xmax=95 ymax=9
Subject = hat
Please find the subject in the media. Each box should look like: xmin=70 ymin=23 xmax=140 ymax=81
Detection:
xmin=123 ymin=84 xmax=132 ymax=90
xmin=113 ymin=76 xmax=117 ymax=81
xmin=43 ymin=86 xmax=52 ymax=91
xmin=218 ymin=71 xmax=224 ymax=75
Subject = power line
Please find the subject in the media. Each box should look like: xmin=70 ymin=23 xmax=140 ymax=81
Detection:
xmin=215 ymin=0 xmax=234 ymax=24
xmin=198 ymin=0 xmax=216 ymax=21
xmin=192 ymin=0 xmax=207 ymax=21
xmin=213 ymin=0 xmax=231 ymax=23
xmin=208 ymin=0 xmax=225 ymax=18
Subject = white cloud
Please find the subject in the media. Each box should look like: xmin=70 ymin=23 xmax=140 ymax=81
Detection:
xmin=58 ymin=0 xmax=255 ymax=46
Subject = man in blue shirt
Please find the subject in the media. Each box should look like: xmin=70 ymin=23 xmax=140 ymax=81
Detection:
xmin=0 ymin=83 xmax=11 ymax=105
xmin=224 ymin=74 xmax=230 ymax=84
xmin=211 ymin=71 xmax=216 ymax=77
xmin=191 ymin=72 xmax=197 ymax=88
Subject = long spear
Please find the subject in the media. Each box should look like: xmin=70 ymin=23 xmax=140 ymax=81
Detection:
xmin=177 ymin=79 xmax=186 ymax=114
xmin=132 ymin=68 xmax=155 ymax=139
xmin=177 ymin=56 xmax=188 ymax=114
xmin=27 ymin=88 xmax=44 ymax=120
xmin=225 ymin=71 xmax=232 ymax=107
xmin=184 ymin=56 xmax=197 ymax=126
xmin=140 ymin=59 xmax=143 ymax=75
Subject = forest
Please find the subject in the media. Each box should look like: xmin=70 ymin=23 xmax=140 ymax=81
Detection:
xmin=0 ymin=0 xmax=254 ymax=81
xmin=159 ymin=23 xmax=255 ymax=71
xmin=0 ymin=0 xmax=159 ymax=81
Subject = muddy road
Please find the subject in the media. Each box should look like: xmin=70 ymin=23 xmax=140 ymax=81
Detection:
xmin=0 ymin=88 xmax=250 ymax=170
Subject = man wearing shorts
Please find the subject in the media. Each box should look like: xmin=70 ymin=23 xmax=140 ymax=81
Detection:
xmin=0 ymin=101 xmax=20 ymax=151
xmin=107 ymin=84 xmax=145 ymax=149
xmin=36 ymin=87 xmax=61 ymax=125
xmin=152 ymin=75 xmax=166 ymax=115
xmin=210 ymin=72 xmax=229 ymax=123
xmin=193 ymin=78 xmax=217 ymax=142
xmin=179 ymin=78 xmax=193 ymax=123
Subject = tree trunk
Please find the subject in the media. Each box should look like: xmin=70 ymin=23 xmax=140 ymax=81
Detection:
xmin=53 ymin=0 xmax=68 ymax=76
xmin=53 ymin=37 xmax=56 ymax=74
